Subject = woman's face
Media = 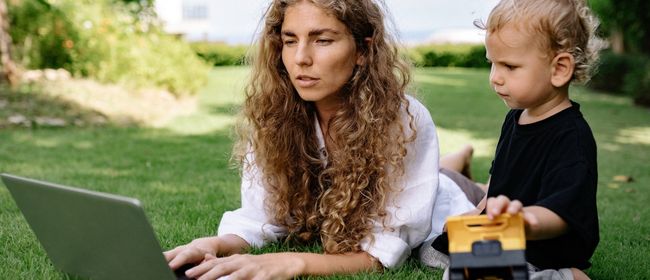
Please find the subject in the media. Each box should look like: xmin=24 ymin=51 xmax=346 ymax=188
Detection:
xmin=281 ymin=1 xmax=362 ymax=112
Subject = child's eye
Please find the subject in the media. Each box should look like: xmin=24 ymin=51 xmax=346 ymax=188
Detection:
xmin=505 ymin=64 xmax=516 ymax=70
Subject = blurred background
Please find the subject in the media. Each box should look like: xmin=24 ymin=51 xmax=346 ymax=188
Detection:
xmin=0 ymin=0 xmax=648 ymax=122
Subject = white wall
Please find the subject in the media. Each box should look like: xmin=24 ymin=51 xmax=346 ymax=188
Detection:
xmin=154 ymin=0 xmax=267 ymax=43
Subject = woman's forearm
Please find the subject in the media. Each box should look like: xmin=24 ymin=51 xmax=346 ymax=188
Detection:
xmin=215 ymin=234 xmax=250 ymax=256
xmin=285 ymin=251 xmax=382 ymax=277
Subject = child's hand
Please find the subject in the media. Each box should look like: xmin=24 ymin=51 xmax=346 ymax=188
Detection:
xmin=486 ymin=195 xmax=539 ymax=227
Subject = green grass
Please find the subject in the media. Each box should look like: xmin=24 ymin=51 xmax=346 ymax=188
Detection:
xmin=1 ymin=66 xmax=649 ymax=279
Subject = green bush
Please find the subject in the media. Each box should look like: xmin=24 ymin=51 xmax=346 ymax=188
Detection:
xmin=9 ymin=0 xmax=209 ymax=97
xmin=462 ymin=46 xmax=490 ymax=68
xmin=8 ymin=0 xmax=78 ymax=69
xmin=588 ymin=51 xmax=635 ymax=94
xmin=588 ymin=51 xmax=650 ymax=108
xmin=407 ymin=44 xmax=489 ymax=68
xmin=190 ymin=42 xmax=248 ymax=66
xmin=622 ymin=56 xmax=650 ymax=107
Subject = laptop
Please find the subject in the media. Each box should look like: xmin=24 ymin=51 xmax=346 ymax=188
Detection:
xmin=1 ymin=173 xmax=193 ymax=280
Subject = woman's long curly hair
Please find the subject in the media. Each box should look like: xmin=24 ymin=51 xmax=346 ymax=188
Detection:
xmin=233 ymin=0 xmax=414 ymax=254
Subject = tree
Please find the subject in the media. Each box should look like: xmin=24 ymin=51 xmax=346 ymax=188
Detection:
xmin=590 ymin=0 xmax=650 ymax=55
xmin=0 ymin=0 xmax=18 ymax=86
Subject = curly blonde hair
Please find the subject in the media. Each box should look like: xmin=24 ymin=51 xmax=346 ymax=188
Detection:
xmin=233 ymin=0 xmax=414 ymax=254
xmin=479 ymin=0 xmax=606 ymax=83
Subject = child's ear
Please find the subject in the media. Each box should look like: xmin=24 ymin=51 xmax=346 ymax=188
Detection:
xmin=550 ymin=52 xmax=575 ymax=87
xmin=356 ymin=37 xmax=372 ymax=66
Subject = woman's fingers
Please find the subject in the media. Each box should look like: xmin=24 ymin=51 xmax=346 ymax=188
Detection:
xmin=191 ymin=255 xmax=243 ymax=280
xmin=168 ymin=247 xmax=205 ymax=270
xmin=163 ymin=246 xmax=183 ymax=262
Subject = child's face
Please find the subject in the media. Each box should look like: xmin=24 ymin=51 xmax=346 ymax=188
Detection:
xmin=485 ymin=24 xmax=558 ymax=111
xmin=280 ymin=1 xmax=362 ymax=112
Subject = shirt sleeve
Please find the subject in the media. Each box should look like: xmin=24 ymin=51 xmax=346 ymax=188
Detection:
xmin=217 ymin=151 xmax=287 ymax=247
xmin=360 ymin=97 xmax=439 ymax=268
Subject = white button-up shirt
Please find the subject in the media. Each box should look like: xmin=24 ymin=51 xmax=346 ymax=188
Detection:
xmin=217 ymin=96 xmax=475 ymax=268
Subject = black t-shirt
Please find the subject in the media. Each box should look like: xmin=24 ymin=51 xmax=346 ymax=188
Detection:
xmin=488 ymin=101 xmax=599 ymax=270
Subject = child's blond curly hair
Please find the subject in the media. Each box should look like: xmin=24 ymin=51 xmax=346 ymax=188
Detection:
xmin=478 ymin=0 xmax=607 ymax=84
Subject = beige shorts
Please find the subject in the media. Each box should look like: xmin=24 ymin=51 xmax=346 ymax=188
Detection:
xmin=439 ymin=168 xmax=484 ymax=206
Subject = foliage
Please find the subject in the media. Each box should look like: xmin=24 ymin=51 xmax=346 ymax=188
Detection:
xmin=590 ymin=0 xmax=650 ymax=55
xmin=7 ymin=0 xmax=210 ymax=96
xmin=588 ymin=51 xmax=650 ymax=108
xmin=190 ymin=42 xmax=248 ymax=66
xmin=588 ymin=51 xmax=635 ymax=94
xmin=407 ymin=44 xmax=489 ymax=68
xmin=7 ymin=0 xmax=77 ymax=69
xmin=622 ymin=56 xmax=650 ymax=107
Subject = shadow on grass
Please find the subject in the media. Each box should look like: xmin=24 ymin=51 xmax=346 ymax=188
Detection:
xmin=0 ymin=84 xmax=116 ymax=129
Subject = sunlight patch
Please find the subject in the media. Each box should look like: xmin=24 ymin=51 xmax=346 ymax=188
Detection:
xmin=415 ymin=74 xmax=468 ymax=87
xmin=150 ymin=182 xmax=200 ymax=194
xmin=616 ymin=127 xmax=650 ymax=145
xmin=601 ymin=143 xmax=621 ymax=152
xmin=33 ymin=138 xmax=61 ymax=148
xmin=73 ymin=141 xmax=94 ymax=150
xmin=164 ymin=114 xmax=236 ymax=135
xmin=437 ymin=127 xmax=496 ymax=157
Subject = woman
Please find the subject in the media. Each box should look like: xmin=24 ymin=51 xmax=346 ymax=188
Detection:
xmin=164 ymin=0 xmax=479 ymax=279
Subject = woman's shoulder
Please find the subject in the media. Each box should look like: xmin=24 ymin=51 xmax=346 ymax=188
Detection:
xmin=404 ymin=94 xmax=434 ymax=125
xmin=405 ymin=94 xmax=426 ymax=111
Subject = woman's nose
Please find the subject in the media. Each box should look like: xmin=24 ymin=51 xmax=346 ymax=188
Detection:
xmin=295 ymin=43 xmax=313 ymax=66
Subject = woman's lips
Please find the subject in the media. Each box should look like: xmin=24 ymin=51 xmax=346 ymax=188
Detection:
xmin=296 ymin=75 xmax=320 ymax=87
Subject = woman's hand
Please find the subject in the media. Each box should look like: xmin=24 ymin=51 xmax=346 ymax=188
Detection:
xmin=164 ymin=237 xmax=221 ymax=270
xmin=185 ymin=252 xmax=305 ymax=280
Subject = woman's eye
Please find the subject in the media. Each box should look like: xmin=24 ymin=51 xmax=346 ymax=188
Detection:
xmin=315 ymin=39 xmax=333 ymax=45
xmin=283 ymin=40 xmax=297 ymax=46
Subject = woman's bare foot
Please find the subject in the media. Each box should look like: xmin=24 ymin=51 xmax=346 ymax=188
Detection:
xmin=459 ymin=145 xmax=473 ymax=180
xmin=571 ymin=268 xmax=591 ymax=280
xmin=440 ymin=144 xmax=474 ymax=179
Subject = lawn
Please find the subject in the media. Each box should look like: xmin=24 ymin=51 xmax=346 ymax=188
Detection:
xmin=1 ymin=66 xmax=649 ymax=279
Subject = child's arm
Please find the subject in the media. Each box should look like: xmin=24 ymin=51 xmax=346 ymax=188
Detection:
xmin=486 ymin=195 xmax=568 ymax=240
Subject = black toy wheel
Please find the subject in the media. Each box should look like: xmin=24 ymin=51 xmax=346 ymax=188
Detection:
xmin=449 ymin=269 xmax=466 ymax=280
xmin=512 ymin=266 xmax=529 ymax=280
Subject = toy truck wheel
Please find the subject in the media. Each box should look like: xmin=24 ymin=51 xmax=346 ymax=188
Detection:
xmin=449 ymin=269 xmax=466 ymax=280
xmin=512 ymin=266 xmax=528 ymax=280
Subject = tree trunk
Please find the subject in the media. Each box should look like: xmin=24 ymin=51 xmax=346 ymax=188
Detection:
xmin=610 ymin=27 xmax=625 ymax=55
xmin=0 ymin=0 xmax=18 ymax=86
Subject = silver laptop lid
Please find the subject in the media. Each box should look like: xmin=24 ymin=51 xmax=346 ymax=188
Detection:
xmin=1 ymin=173 xmax=176 ymax=280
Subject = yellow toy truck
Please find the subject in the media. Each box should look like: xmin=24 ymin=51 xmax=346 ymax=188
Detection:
xmin=446 ymin=213 xmax=528 ymax=280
